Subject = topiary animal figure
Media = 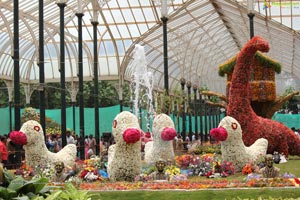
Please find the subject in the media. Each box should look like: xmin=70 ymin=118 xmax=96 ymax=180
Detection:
xmin=226 ymin=36 xmax=300 ymax=156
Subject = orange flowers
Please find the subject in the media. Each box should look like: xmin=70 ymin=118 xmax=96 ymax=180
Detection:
xmin=175 ymin=155 xmax=194 ymax=169
xmin=242 ymin=164 xmax=253 ymax=175
xmin=15 ymin=161 xmax=34 ymax=178
xmin=241 ymin=161 xmax=259 ymax=175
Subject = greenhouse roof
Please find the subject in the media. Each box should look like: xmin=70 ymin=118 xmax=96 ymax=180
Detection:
xmin=0 ymin=0 xmax=299 ymax=95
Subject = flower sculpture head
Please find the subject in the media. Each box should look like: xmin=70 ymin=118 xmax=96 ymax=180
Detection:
xmin=252 ymin=36 xmax=269 ymax=51
xmin=112 ymin=111 xmax=141 ymax=145
xmin=9 ymin=120 xmax=77 ymax=171
xmin=143 ymin=113 xmax=176 ymax=165
xmin=210 ymin=116 xmax=242 ymax=143
xmin=9 ymin=120 xmax=44 ymax=146
xmin=210 ymin=116 xmax=268 ymax=172
xmin=108 ymin=111 xmax=142 ymax=182
xmin=210 ymin=127 xmax=228 ymax=141
xmin=123 ymin=128 xmax=141 ymax=144
xmin=152 ymin=113 xmax=176 ymax=142
xmin=161 ymin=127 xmax=177 ymax=141
xmin=9 ymin=130 xmax=27 ymax=145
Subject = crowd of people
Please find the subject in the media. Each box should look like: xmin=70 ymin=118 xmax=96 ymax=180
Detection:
xmin=0 ymin=129 xmax=115 ymax=170
xmin=45 ymin=130 xmax=112 ymax=160
xmin=172 ymin=133 xmax=201 ymax=153
xmin=0 ymin=134 xmax=23 ymax=169
xmin=1 ymin=127 xmax=198 ymax=170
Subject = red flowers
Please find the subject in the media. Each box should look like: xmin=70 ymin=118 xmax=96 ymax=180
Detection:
xmin=161 ymin=127 xmax=176 ymax=141
xmin=123 ymin=128 xmax=141 ymax=144
xmin=242 ymin=164 xmax=254 ymax=175
xmin=145 ymin=132 xmax=151 ymax=138
xmin=210 ymin=127 xmax=228 ymax=141
xmin=9 ymin=131 xmax=27 ymax=145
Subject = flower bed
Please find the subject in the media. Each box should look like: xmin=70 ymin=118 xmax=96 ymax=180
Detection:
xmin=6 ymin=152 xmax=300 ymax=192
xmin=79 ymin=178 xmax=299 ymax=191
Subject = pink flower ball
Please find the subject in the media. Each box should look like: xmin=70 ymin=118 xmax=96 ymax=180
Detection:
xmin=9 ymin=131 xmax=27 ymax=145
xmin=123 ymin=128 xmax=141 ymax=144
xmin=145 ymin=132 xmax=151 ymax=138
xmin=210 ymin=127 xmax=228 ymax=141
xmin=161 ymin=127 xmax=176 ymax=141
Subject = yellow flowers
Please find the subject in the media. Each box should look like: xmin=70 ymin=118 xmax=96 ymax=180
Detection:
xmin=165 ymin=166 xmax=180 ymax=176
xmin=84 ymin=166 xmax=95 ymax=172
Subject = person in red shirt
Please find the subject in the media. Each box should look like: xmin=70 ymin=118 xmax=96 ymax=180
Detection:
xmin=0 ymin=135 xmax=8 ymax=168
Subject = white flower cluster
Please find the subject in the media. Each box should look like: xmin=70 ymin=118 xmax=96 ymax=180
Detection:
xmin=65 ymin=176 xmax=82 ymax=186
xmin=107 ymin=111 xmax=141 ymax=182
xmin=21 ymin=120 xmax=77 ymax=169
xmin=84 ymin=172 xmax=99 ymax=182
xmin=144 ymin=114 xmax=175 ymax=164
xmin=217 ymin=116 xmax=268 ymax=172
xmin=89 ymin=156 xmax=102 ymax=169
xmin=33 ymin=163 xmax=55 ymax=179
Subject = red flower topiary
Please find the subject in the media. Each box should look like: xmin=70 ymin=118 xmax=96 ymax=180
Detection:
xmin=226 ymin=36 xmax=300 ymax=156
xmin=161 ymin=127 xmax=176 ymax=141
xmin=9 ymin=131 xmax=27 ymax=145
xmin=123 ymin=128 xmax=141 ymax=144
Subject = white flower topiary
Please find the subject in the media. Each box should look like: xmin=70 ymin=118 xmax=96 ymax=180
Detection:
xmin=107 ymin=111 xmax=142 ymax=181
xmin=144 ymin=113 xmax=177 ymax=164
xmin=210 ymin=116 xmax=268 ymax=172
xmin=18 ymin=120 xmax=77 ymax=169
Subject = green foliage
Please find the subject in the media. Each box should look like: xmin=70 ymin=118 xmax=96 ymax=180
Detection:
xmin=31 ymin=85 xmax=64 ymax=108
xmin=0 ymin=172 xmax=96 ymax=200
xmin=218 ymin=56 xmax=237 ymax=77
xmin=209 ymin=96 xmax=220 ymax=103
xmin=254 ymin=52 xmax=282 ymax=74
xmin=17 ymin=81 xmax=120 ymax=109
xmin=282 ymin=86 xmax=295 ymax=96
xmin=0 ymin=187 xmax=17 ymax=200
xmin=199 ymin=85 xmax=209 ymax=92
xmin=81 ymin=81 xmax=119 ymax=107
xmin=0 ymin=79 xmax=9 ymax=107
xmin=161 ymin=90 xmax=171 ymax=114
xmin=0 ymin=80 xmax=27 ymax=108
xmin=21 ymin=107 xmax=61 ymax=134
xmin=0 ymin=169 xmax=50 ymax=200
xmin=193 ymin=143 xmax=221 ymax=155
xmin=21 ymin=107 xmax=40 ymax=122
xmin=143 ymin=165 xmax=157 ymax=175
xmin=45 ymin=183 xmax=97 ymax=200
xmin=173 ymin=89 xmax=188 ymax=116
xmin=218 ymin=52 xmax=281 ymax=77
xmin=42 ymin=191 xmax=63 ymax=200
xmin=281 ymin=86 xmax=296 ymax=109
xmin=3 ymin=168 xmax=15 ymax=186
xmin=98 ymin=81 xmax=119 ymax=107
xmin=122 ymin=82 xmax=132 ymax=107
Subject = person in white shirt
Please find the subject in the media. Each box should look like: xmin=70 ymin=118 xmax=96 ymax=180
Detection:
xmin=66 ymin=130 xmax=75 ymax=144
xmin=185 ymin=135 xmax=190 ymax=143
xmin=192 ymin=133 xmax=195 ymax=142
xmin=88 ymin=134 xmax=96 ymax=158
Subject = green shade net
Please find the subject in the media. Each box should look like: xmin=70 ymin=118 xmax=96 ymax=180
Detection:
xmin=2 ymin=106 xmax=296 ymax=136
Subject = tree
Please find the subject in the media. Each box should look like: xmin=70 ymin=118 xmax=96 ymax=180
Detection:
xmin=0 ymin=79 xmax=8 ymax=107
